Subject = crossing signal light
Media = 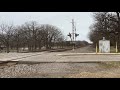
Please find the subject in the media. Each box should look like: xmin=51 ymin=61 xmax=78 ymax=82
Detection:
xmin=75 ymin=33 xmax=79 ymax=37
xmin=68 ymin=33 xmax=71 ymax=38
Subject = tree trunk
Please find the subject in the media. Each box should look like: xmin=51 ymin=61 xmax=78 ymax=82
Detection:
xmin=6 ymin=42 xmax=10 ymax=53
xmin=16 ymin=37 xmax=19 ymax=53
xmin=16 ymin=43 xmax=19 ymax=53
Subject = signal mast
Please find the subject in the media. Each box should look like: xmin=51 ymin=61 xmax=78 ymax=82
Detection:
xmin=67 ymin=19 xmax=79 ymax=51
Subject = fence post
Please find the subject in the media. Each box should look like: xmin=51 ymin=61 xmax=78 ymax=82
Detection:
xmin=116 ymin=41 xmax=118 ymax=53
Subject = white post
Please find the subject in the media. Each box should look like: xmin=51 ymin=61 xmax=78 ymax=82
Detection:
xmin=96 ymin=43 xmax=98 ymax=54
xmin=116 ymin=41 xmax=118 ymax=53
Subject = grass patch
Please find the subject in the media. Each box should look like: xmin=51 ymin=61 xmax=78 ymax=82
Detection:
xmin=99 ymin=61 xmax=120 ymax=68
xmin=110 ymin=46 xmax=120 ymax=53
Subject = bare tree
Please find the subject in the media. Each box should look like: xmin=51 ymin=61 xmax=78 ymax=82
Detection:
xmin=0 ymin=24 xmax=14 ymax=53
xmin=88 ymin=12 xmax=120 ymax=48
xmin=0 ymin=21 xmax=65 ymax=53
xmin=40 ymin=24 xmax=64 ymax=49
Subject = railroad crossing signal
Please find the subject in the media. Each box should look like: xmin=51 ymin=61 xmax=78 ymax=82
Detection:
xmin=67 ymin=32 xmax=72 ymax=38
xmin=67 ymin=19 xmax=79 ymax=41
xmin=67 ymin=19 xmax=79 ymax=51
xmin=75 ymin=33 xmax=79 ymax=37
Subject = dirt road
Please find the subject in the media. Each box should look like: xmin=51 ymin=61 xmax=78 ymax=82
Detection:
xmin=1 ymin=45 xmax=120 ymax=62
xmin=65 ymin=45 xmax=95 ymax=53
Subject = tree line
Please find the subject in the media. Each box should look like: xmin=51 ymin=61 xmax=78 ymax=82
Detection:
xmin=0 ymin=21 xmax=65 ymax=53
xmin=88 ymin=12 xmax=120 ymax=50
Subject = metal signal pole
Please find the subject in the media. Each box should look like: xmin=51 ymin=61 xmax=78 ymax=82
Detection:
xmin=68 ymin=19 xmax=79 ymax=51
xmin=75 ymin=22 xmax=77 ymax=42
xmin=71 ymin=19 xmax=74 ymax=41
xmin=71 ymin=19 xmax=75 ymax=51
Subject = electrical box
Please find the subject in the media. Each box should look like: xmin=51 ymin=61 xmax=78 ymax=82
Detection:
xmin=99 ymin=37 xmax=110 ymax=53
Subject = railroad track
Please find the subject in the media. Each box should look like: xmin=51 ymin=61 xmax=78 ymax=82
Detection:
xmin=0 ymin=61 xmax=18 ymax=69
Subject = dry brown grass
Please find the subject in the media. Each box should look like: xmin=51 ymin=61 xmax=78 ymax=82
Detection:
xmin=66 ymin=71 xmax=120 ymax=78
xmin=99 ymin=61 xmax=120 ymax=69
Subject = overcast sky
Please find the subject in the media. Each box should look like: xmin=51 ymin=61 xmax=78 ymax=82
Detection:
xmin=0 ymin=12 xmax=94 ymax=43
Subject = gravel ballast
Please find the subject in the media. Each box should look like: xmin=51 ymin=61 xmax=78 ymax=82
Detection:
xmin=0 ymin=62 xmax=119 ymax=78
xmin=0 ymin=63 xmax=101 ymax=78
